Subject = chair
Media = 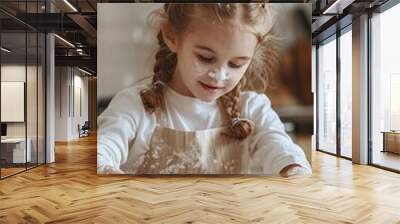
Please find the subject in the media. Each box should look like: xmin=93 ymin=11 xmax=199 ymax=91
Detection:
xmin=78 ymin=121 xmax=90 ymax=138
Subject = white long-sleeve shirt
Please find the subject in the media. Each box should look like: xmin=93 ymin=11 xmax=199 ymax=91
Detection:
xmin=97 ymin=79 xmax=312 ymax=174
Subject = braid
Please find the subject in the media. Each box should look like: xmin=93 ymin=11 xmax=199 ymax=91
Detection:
xmin=140 ymin=31 xmax=177 ymax=113
xmin=220 ymin=80 xmax=254 ymax=140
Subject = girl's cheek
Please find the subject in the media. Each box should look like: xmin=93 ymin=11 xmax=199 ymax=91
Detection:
xmin=225 ymin=73 xmax=240 ymax=87
xmin=192 ymin=59 xmax=210 ymax=76
xmin=230 ymin=70 xmax=244 ymax=83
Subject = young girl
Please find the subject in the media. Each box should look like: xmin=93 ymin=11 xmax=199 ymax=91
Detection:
xmin=97 ymin=3 xmax=312 ymax=176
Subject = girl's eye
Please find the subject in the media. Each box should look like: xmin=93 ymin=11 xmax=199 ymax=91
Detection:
xmin=228 ymin=62 xmax=244 ymax=69
xmin=197 ymin=54 xmax=215 ymax=63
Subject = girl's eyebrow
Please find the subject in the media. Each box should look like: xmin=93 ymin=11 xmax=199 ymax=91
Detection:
xmin=194 ymin=45 xmax=251 ymax=61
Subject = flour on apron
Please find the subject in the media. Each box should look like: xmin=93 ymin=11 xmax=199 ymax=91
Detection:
xmin=136 ymin=102 xmax=250 ymax=174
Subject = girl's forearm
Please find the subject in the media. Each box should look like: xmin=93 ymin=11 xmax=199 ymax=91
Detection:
xmin=98 ymin=164 xmax=125 ymax=174
xmin=279 ymin=164 xmax=310 ymax=177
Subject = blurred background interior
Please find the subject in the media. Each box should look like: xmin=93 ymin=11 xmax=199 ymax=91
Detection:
xmin=1 ymin=0 xmax=399 ymax=179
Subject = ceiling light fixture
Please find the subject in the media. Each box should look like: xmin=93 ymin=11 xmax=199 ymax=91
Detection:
xmin=54 ymin=34 xmax=75 ymax=48
xmin=1 ymin=47 xmax=11 ymax=53
xmin=322 ymin=0 xmax=354 ymax=15
xmin=78 ymin=67 xmax=93 ymax=76
xmin=63 ymin=0 xmax=78 ymax=12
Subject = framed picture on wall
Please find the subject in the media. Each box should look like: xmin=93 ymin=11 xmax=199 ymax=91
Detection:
xmin=1 ymin=81 xmax=25 ymax=122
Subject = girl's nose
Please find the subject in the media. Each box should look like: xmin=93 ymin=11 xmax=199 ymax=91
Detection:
xmin=208 ymin=67 xmax=230 ymax=81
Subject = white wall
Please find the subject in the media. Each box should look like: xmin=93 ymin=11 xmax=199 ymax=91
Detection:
xmin=97 ymin=3 xmax=160 ymax=101
xmin=1 ymin=63 xmax=47 ymax=163
xmin=72 ymin=73 xmax=89 ymax=138
xmin=55 ymin=67 xmax=89 ymax=141
xmin=1 ymin=66 xmax=26 ymax=127
xmin=55 ymin=67 xmax=68 ymax=141
xmin=1 ymin=65 xmax=36 ymax=138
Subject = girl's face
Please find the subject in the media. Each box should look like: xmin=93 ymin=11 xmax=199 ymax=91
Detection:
xmin=164 ymin=18 xmax=258 ymax=102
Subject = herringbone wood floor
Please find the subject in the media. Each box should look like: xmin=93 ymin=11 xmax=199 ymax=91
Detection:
xmin=1 ymin=134 xmax=400 ymax=224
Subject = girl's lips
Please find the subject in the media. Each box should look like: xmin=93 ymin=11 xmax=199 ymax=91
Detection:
xmin=199 ymin=81 xmax=224 ymax=90
xmin=199 ymin=82 xmax=222 ymax=93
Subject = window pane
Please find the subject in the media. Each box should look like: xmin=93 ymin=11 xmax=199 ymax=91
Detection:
xmin=340 ymin=29 xmax=352 ymax=158
xmin=318 ymin=37 xmax=337 ymax=154
xmin=371 ymin=3 xmax=400 ymax=171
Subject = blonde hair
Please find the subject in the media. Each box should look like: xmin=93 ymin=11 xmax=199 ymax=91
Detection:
xmin=140 ymin=3 xmax=278 ymax=140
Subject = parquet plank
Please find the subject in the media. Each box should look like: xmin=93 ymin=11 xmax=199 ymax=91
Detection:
xmin=0 ymin=135 xmax=400 ymax=223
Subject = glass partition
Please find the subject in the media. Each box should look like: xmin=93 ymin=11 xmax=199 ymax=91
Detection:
xmin=1 ymin=30 xmax=28 ymax=177
xmin=317 ymin=35 xmax=337 ymax=155
xmin=339 ymin=27 xmax=352 ymax=158
xmin=38 ymin=32 xmax=45 ymax=165
xmin=370 ymin=3 xmax=400 ymax=171
xmin=0 ymin=1 xmax=46 ymax=179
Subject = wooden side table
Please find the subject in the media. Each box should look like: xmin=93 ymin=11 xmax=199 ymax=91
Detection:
xmin=381 ymin=131 xmax=400 ymax=154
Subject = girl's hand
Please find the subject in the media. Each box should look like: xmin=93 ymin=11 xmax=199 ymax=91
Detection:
xmin=279 ymin=164 xmax=309 ymax=177
xmin=98 ymin=165 xmax=125 ymax=174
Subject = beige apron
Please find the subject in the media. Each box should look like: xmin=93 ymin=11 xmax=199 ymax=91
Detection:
xmin=136 ymin=102 xmax=250 ymax=174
